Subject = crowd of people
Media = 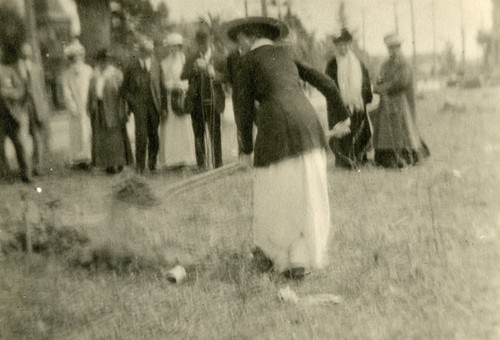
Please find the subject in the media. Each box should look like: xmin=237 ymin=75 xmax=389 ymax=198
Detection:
xmin=0 ymin=16 xmax=430 ymax=280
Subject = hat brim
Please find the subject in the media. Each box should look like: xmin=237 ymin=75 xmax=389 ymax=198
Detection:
xmin=333 ymin=30 xmax=353 ymax=43
xmin=384 ymin=34 xmax=403 ymax=47
xmin=385 ymin=41 xmax=402 ymax=47
xmin=225 ymin=17 xmax=289 ymax=42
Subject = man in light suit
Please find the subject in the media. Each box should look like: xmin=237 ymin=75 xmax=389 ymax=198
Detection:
xmin=0 ymin=47 xmax=32 ymax=183
xmin=18 ymin=42 xmax=51 ymax=175
xmin=121 ymin=37 xmax=166 ymax=174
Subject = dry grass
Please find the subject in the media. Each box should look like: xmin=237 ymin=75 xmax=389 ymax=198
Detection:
xmin=1 ymin=87 xmax=499 ymax=339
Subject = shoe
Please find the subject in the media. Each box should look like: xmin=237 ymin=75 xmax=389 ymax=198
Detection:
xmin=282 ymin=267 xmax=305 ymax=280
xmin=32 ymin=168 xmax=43 ymax=176
xmin=251 ymin=248 xmax=274 ymax=273
xmin=21 ymin=175 xmax=33 ymax=184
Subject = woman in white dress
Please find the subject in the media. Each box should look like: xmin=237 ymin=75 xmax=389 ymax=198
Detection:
xmin=61 ymin=39 xmax=93 ymax=169
xmin=158 ymin=33 xmax=196 ymax=169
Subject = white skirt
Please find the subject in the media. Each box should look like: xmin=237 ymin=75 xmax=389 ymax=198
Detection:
xmin=159 ymin=112 xmax=196 ymax=168
xmin=253 ymin=148 xmax=331 ymax=273
xmin=68 ymin=111 xmax=92 ymax=163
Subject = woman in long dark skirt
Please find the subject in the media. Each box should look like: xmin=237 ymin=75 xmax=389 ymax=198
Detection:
xmin=88 ymin=49 xmax=133 ymax=174
xmin=372 ymin=34 xmax=430 ymax=168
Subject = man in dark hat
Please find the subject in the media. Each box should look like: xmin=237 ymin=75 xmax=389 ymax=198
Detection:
xmin=325 ymin=28 xmax=373 ymax=169
xmin=121 ymin=36 xmax=166 ymax=174
xmin=181 ymin=27 xmax=226 ymax=169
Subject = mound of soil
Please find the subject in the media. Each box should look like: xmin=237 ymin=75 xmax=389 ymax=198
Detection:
xmin=114 ymin=176 xmax=160 ymax=207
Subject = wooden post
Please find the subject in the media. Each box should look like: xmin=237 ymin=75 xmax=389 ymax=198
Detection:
xmin=409 ymin=0 xmax=417 ymax=69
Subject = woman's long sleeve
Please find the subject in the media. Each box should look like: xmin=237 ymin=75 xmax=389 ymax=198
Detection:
xmin=238 ymin=61 xmax=256 ymax=155
xmin=295 ymin=61 xmax=350 ymax=129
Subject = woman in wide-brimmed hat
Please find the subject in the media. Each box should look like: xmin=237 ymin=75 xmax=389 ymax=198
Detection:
xmin=158 ymin=32 xmax=196 ymax=169
xmin=61 ymin=39 xmax=93 ymax=169
xmin=371 ymin=33 xmax=430 ymax=168
xmin=226 ymin=16 xmax=351 ymax=279
xmin=88 ymin=48 xmax=133 ymax=174
xmin=326 ymin=28 xmax=374 ymax=169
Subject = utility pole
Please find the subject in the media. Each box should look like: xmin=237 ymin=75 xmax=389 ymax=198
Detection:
xmin=431 ymin=0 xmax=437 ymax=75
xmin=244 ymin=0 xmax=248 ymax=17
xmin=261 ymin=0 xmax=268 ymax=17
xmin=362 ymin=7 xmax=366 ymax=51
xmin=24 ymin=0 xmax=43 ymax=65
xmin=459 ymin=0 xmax=466 ymax=73
xmin=409 ymin=0 xmax=417 ymax=69
xmin=393 ymin=1 xmax=399 ymax=34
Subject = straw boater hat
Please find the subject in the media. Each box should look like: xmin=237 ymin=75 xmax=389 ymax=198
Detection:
xmin=64 ymin=39 xmax=85 ymax=57
xmin=165 ymin=32 xmax=183 ymax=47
xmin=333 ymin=28 xmax=353 ymax=43
xmin=225 ymin=16 xmax=289 ymax=42
xmin=384 ymin=33 xmax=403 ymax=47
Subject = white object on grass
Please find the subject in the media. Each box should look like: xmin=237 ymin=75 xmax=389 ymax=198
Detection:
xmin=165 ymin=265 xmax=187 ymax=284
xmin=278 ymin=286 xmax=342 ymax=306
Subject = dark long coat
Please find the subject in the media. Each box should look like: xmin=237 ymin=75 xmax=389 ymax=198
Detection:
xmin=238 ymin=44 xmax=349 ymax=167
xmin=121 ymin=57 xmax=166 ymax=116
xmin=181 ymin=50 xmax=226 ymax=115
xmin=325 ymin=56 xmax=373 ymax=168
xmin=371 ymin=54 xmax=430 ymax=167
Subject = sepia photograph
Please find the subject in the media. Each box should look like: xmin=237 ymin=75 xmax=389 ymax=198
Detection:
xmin=0 ymin=0 xmax=498 ymax=338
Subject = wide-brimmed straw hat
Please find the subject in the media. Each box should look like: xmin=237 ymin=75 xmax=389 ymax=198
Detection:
xmin=165 ymin=32 xmax=183 ymax=47
xmin=333 ymin=28 xmax=353 ymax=43
xmin=64 ymin=39 xmax=85 ymax=57
xmin=225 ymin=16 xmax=289 ymax=42
xmin=384 ymin=33 xmax=403 ymax=47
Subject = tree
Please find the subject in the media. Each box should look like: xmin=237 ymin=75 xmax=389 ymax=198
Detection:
xmin=76 ymin=0 xmax=111 ymax=62
xmin=283 ymin=7 xmax=323 ymax=69
xmin=107 ymin=0 xmax=169 ymax=66
xmin=338 ymin=0 xmax=348 ymax=29
xmin=0 ymin=6 xmax=26 ymax=63
xmin=111 ymin=0 xmax=169 ymax=42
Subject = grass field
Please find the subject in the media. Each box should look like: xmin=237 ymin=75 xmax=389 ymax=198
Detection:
xmin=1 ymin=87 xmax=499 ymax=339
